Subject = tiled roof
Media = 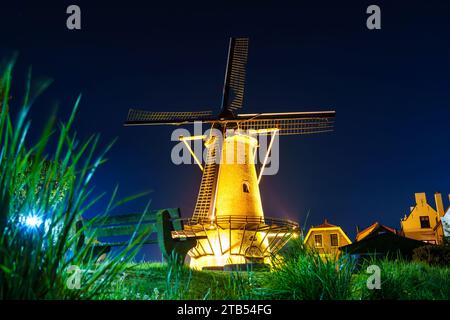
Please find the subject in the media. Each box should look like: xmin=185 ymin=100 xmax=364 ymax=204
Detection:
xmin=356 ymin=222 xmax=397 ymax=242
xmin=313 ymin=219 xmax=338 ymax=229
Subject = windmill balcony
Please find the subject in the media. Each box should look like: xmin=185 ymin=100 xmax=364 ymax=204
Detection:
xmin=171 ymin=215 xmax=299 ymax=270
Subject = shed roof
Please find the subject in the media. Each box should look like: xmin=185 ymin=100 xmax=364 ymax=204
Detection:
xmin=356 ymin=222 xmax=397 ymax=242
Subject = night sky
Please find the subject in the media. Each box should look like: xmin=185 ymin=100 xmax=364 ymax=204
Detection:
xmin=1 ymin=1 xmax=450 ymax=260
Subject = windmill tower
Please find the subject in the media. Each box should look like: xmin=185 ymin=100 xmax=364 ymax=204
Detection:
xmin=125 ymin=38 xmax=335 ymax=270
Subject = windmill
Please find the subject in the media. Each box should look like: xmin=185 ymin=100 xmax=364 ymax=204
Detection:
xmin=125 ymin=38 xmax=335 ymax=270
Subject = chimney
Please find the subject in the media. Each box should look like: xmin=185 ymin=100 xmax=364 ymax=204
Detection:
xmin=415 ymin=192 xmax=427 ymax=206
xmin=435 ymin=192 xmax=444 ymax=217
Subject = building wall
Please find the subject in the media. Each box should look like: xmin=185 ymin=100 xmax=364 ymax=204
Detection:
xmin=215 ymin=135 xmax=264 ymax=218
xmin=436 ymin=207 xmax=450 ymax=244
xmin=304 ymin=227 xmax=351 ymax=257
xmin=435 ymin=222 xmax=444 ymax=244
xmin=401 ymin=192 xmax=442 ymax=244
xmin=443 ymin=207 xmax=450 ymax=237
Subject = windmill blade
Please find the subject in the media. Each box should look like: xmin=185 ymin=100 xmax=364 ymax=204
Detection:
xmin=235 ymin=111 xmax=335 ymax=135
xmin=220 ymin=37 xmax=249 ymax=117
xmin=191 ymin=136 xmax=221 ymax=223
xmin=124 ymin=109 xmax=215 ymax=126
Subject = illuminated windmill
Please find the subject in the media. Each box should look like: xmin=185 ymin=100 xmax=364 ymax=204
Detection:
xmin=125 ymin=38 xmax=335 ymax=270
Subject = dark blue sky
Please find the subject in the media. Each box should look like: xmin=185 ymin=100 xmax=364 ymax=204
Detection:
xmin=1 ymin=1 xmax=450 ymax=260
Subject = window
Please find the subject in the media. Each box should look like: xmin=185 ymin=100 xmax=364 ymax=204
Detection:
xmin=330 ymin=234 xmax=339 ymax=247
xmin=314 ymin=234 xmax=323 ymax=248
xmin=420 ymin=216 xmax=430 ymax=229
xmin=243 ymin=182 xmax=250 ymax=193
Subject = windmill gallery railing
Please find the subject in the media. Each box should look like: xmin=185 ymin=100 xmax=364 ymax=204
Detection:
xmin=171 ymin=215 xmax=300 ymax=260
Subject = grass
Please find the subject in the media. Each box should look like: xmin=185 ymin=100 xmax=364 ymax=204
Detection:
xmin=0 ymin=57 xmax=147 ymax=299
xmin=108 ymin=261 xmax=265 ymax=300
xmin=101 ymin=257 xmax=449 ymax=300
xmin=101 ymin=240 xmax=450 ymax=300
xmin=252 ymin=239 xmax=356 ymax=300
xmin=100 ymin=238 xmax=450 ymax=300
xmin=352 ymin=259 xmax=450 ymax=300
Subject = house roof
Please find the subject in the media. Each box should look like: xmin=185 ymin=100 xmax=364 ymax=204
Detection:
xmin=304 ymin=219 xmax=352 ymax=245
xmin=340 ymin=231 xmax=426 ymax=258
xmin=356 ymin=222 xmax=397 ymax=242
xmin=313 ymin=219 xmax=338 ymax=229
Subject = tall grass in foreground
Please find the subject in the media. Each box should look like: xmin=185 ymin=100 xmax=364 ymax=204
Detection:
xmin=265 ymin=238 xmax=355 ymax=300
xmin=0 ymin=58 xmax=144 ymax=299
xmin=108 ymin=259 xmax=260 ymax=300
xmin=352 ymin=259 xmax=450 ymax=300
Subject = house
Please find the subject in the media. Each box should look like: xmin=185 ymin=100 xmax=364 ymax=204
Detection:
xmin=340 ymin=222 xmax=425 ymax=261
xmin=303 ymin=219 xmax=352 ymax=258
xmin=434 ymin=199 xmax=450 ymax=244
xmin=400 ymin=192 xmax=446 ymax=244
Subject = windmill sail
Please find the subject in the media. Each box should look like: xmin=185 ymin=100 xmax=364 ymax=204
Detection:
xmin=236 ymin=111 xmax=335 ymax=135
xmin=191 ymin=136 xmax=221 ymax=223
xmin=220 ymin=37 xmax=249 ymax=117
xmin=125 ymin=109 xmax=214 ymax=126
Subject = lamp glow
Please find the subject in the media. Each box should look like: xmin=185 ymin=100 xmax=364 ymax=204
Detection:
xmin=23 ymin=215 xmax=43 ymax=228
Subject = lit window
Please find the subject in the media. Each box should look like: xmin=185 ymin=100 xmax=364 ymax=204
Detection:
xmin=314 ymin=234 xmax=323 ymax=247
xmin=420 ymin=216 xmax=430 ymax=229
xmin=243 ymin=182 xmax=250 ymax=193
xmin=330 ymin=234 xmax=339 ymax=247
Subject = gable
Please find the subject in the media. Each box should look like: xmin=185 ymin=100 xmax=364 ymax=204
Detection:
xmin=402 ymin=202 xmax=440 ymax=230
xmin=304 ymin=226 xmax=352 ymax=246
xmin=356 ymin=222 xmax=397 ymax=241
